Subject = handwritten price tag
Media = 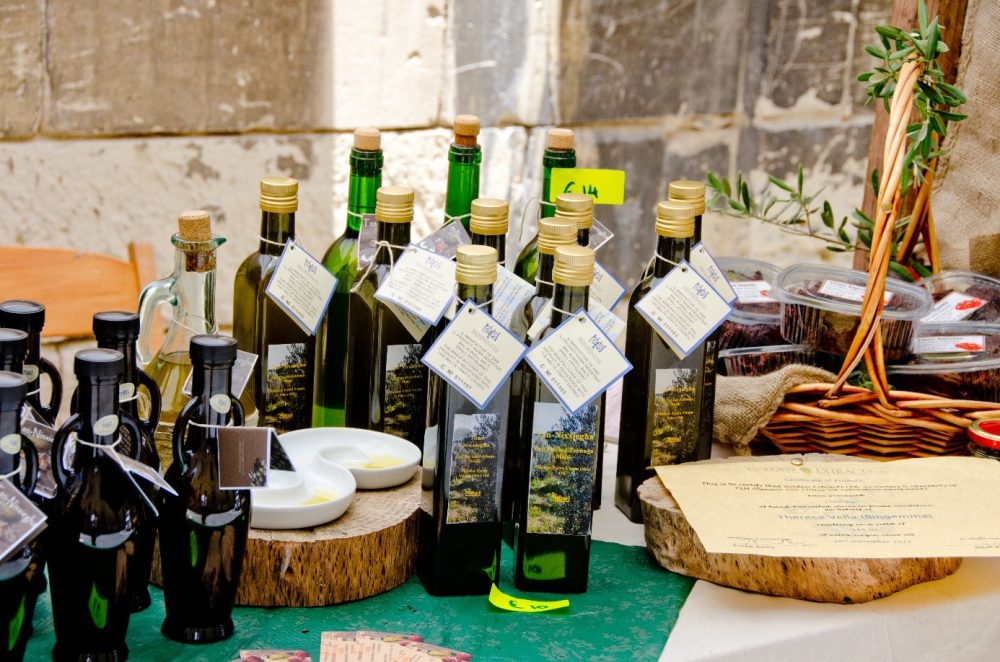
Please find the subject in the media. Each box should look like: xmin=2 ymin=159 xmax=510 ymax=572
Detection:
xmin=551 ymin=168 xmax=626 ymax=205
xmin=488 ymin=583 xmax=569 ymax=613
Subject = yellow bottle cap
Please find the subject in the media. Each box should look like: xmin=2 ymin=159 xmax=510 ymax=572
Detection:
xmin=553 ymin=245 xmax=596 ymax=287
xmin=259 ymin=176 xmax=298 ymax=213
xmin=456 ymin=245 xmax=498 ymax=286
xmin=668 ymin=179 xmax=706 ymax=215
xmin=375 ymin=186 xmax=414 ymax=223
xmin=537 ymin=217 xmax=578 ymax=255
xmin=656 ymin=200 xmax=695 ymax=238
xmin=470 ymin=198 xmax=509 ymax=236
xmin=555 ymin=192 xmax=594 ymax=229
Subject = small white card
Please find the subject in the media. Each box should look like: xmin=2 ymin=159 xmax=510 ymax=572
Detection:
xmin=732 ymin=280 xmax=776 ymax=304
xmin=913 ymin=335 xmax=987 ymax=354
xmin=265 ymin=241 xmax=338 ymax=336
xmin=375 ymin=246 xmax=456 ymax=324
xmin=0 ymin=478 xmax=47 ymax=564
xmin=357 ymin=213 xmax=378 ymax=269
xmin=591 ymin=262 xmax=626 ymax=309
xmin=635 ymin=260 xmax=732 ymax=359
xmin=525 ymin=309 xmax=632 ymax=414
xmin=491 ymin=266 xmax=536 ymax=327
xmin=527 ymin=300 xmax=626 ymax=342
xmin=818 ymin=279 xmax=893 ymax=305
xmin=588 ymin=218 xmax=614 ymax=251
xmin=422 ymin=302 xmax=527 ymax=409
xmin=416 ymin=222 xmax=471 ymax=259
xmin=922 ymin=291 xmax=987 ymax=322
xmin=183 ymin=350 xmax=258 ymax=397
xmin=384 ymin=301 xmax=432 ymax=341
xmin=689 ymin=243 xmax=736 ymax=303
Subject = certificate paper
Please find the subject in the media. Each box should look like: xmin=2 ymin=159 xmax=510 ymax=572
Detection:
xmin=656 ymin=455 xmax=1000 ymax=558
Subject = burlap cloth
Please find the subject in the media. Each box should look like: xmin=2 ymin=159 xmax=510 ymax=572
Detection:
xmin=715 ymin=364 xmax=836 ymax=455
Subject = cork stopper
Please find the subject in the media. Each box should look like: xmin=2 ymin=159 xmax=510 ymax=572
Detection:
xmin=553 ymin=245 xmax=596 ymax=287
xmin=537 ymin=217 xmax=578 ymax=255
xmin=555 ymin=192 xmax=594 ymax=230
xmin=354 ymin=127 xmax=381 ymax=151
xmin=668 ymin=179 xmax=706 ymax=215
xmin=470 ymin=198 xmax=509 ymax=236
xmin=177 ymin=210 xmax=212 ymax=241
xmin=547 ymin=128 xmax=575 ymax=151
xmin=455 ymin=245 xmax=497 ymax=286
xmin=453 ymin=114 xmax=480 ymax=147
xmin=260 ymin=176 xmax=299 ymax=213
xmin=656 ymin=200 xmax=696 ymax=238
xmin=375 ymin=186 xmax=414 ymax=224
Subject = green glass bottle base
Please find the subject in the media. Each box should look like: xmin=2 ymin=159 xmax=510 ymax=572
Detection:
xmin=161 ymin=617 xmax=234 ymax=644
xmin=52 ymin=642 xmax=129 ymax=662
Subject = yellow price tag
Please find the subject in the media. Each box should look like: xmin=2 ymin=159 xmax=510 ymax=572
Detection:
xmin=488 ymin=584 xmax=570 ymax=613
xmin=550 ymin=168 xmax=626 ymax=205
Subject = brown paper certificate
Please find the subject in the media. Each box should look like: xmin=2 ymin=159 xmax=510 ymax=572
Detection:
xmin=655 ymin=455 xmax=1000 ymax=558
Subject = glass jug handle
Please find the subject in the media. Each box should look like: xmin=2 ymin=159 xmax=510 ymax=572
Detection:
xmin=137 ymin=277 xmax=175 ymax=365
xmin=16 ymin=432 xmax=39 ymax=497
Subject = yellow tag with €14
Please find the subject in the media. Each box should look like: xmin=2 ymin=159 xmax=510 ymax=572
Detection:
xmin=550 ymin=168 xmax=626 ymax=205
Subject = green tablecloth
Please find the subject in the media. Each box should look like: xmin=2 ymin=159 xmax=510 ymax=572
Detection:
xmin=24 ymin=540 xmax=694 ymax=661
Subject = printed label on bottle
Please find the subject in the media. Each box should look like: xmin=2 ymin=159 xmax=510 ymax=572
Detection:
xmin=93 ymin=414 xmax=119 ymax=436
xmin=210 ymin=394 xmax=232 ymax=414
xmin=817 ymin=280 xmax=894 ymax=304
xmin=913 ymin=335 xmax=987 ymax=355
xmin=526 ymin=401 xmax=598 ymax=536
xmin=446 ymin=413 xmax=502 ymax=524
xmin=264 ymin=343 xmax=311 ymax=433
xmin=357 ymin=213 xmax=379 ymax=269
xmin=651 ymin=369 xmax=700 ymax=466
xmin=22 ymin=364 xmax=38 ymax=382
xmin=118 ymin=382 xmax=136 ymax=401
xmin=921 ymin=291 xmax=987 ymax=322
xmin=383 ymin=344 xmax=428 ymax=444
xmin=0 ymin=479 xmax=47 ymax=563
xmin=731 ymin=280 xmax=776 ymax=304
xmin=20 ymin=415 xmax=56 ymax=499
xmin=0 ymin=433 xmax=20 ymax=454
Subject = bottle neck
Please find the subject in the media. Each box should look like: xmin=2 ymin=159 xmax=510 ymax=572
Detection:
xmin=551 ymin=284 xmax=589 ymax=327
xmin=536 ymin=252 xmax=556 ymax=298
xmin=694 ymin=214 xmax=703 ymax=244
xmin=456 ymin=282 xmax=493 ymax=309
xmin=653 ymin=235 xmax=692 ymax=278
xmin=376 ymin=222 xmax=411 ymax=265
xmin=0 ymin=403 xmax=21 ymax=478
xmin=471 ymin=232 xmax=506 ymax=266
xmin=192 ymin=363 xmax=233 ymax=417
xmin=445 ymin=144 xmax=482 ymax=229
xmin=171 ymin=248 xmax=218 ymax=332
xmin=346 ymin=148 xmax=383 ymax=235
xmin=77 ymin=377 xmax=121 ymax=455
xmin=577 ymin=227 xmax=590 ymax=247
xmin=96 ymin=337 xmax=138 ymax=385
xmin=259 ymin=210 xmax=296 ymax=255
xmin=541 ymin=148 xmax=576 ymax=219
xmin=0 ymin=351 xmax=22 ymax=374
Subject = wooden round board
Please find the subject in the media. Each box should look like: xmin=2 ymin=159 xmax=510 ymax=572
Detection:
xmin=639 ymin=457 xmax=962 ymax=603
xmin=152 ymin=470 xmax=421 ymax=607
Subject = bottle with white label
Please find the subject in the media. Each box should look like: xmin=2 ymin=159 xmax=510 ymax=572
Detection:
xmin=469 ymin=198 xmax=508 ymax=266
xmin=616 ymin=200 xmax=711 ymax=523
xmin=0 ymin=300 xmax=62 ymax=426
xmin=345 ymin=186 xmax=430 ymax=447
xmin=159 ymin=335 xmax=248 ymax=643
xmin=48 ymin=348 xmax=148 ymax=662
xmin=516 ymin=245 xmax=602 ymax=593
xmin=419 ymin=245 xmax=507 ymax=595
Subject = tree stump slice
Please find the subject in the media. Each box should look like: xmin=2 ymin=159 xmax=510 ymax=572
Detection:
xmin=152 ymin=470 xmax=421 ymax=607
xmin=639 ymin=458 xmax=962 ymax=603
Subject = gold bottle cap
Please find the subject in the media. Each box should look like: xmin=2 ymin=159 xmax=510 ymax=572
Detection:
xmin=668 ymin=179 xmax=706 ymax=215
xmin=537 ymin=217 xmax=578 ymax=255
xmin=547 ymin=128 xmax=575 ymax=150
xmin=177 ymin=210 xmax=211 ymax=241
xmin=555 ymin=192 xmax=594 ymax=230
xmin=553 ymin=245 xmax=596 ymax=287
xmin=354 ymin=127 xmax=381 ymax=151
xmin=455 ymin=245 xmax=498 ymax=286
xmin=453 ymin=114 xmax=480 ymax=146
xmin=375 ymin=186 xmax=414 ymax=224
xmin=260 ymin=176 xmax=299 ymax=213
xmin=656 ymin=200 xmax=696 ymax=238
xmin=470 ymin=198 xmax=509 ymax=236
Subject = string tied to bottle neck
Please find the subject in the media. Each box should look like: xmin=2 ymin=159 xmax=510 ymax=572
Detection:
xmin=644 ymin=253 xmax=687 ymax=275
xmin=350 ymin=241 xmax=410 ymax=293
xmin=444 ymin=212 xmax=471 ymax=226
xmin=0 ymin=467 xmax=21 ymax=483
xmin=452 ymin=290 xmax=494 ymax=312
xmin=74 ymin=434 xmax=122 ymax=453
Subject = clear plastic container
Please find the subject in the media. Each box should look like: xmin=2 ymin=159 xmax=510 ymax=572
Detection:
xmin=718 ymin=344 xmax=816 ymax=377
xmin=775 ymin=264 xmax=932 ymax=361
xmin=917 ymin=270 xmax=1000 ymax=323
xmin=717 ymin=257 xmax=784 ymax=350
xmin=887 ymin=322 xmax=1000 ymax=401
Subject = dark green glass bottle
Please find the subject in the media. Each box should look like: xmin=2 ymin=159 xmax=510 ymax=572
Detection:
xmin=314 ymin=128 xmax=384 ymax=427
xmin=444 ymin=115 xmax=481 ymax=231
xmin=616 ymin=201 xmax=712 ymax=523
xmin=0 ymin=300 xmax=62 ymax=426
xmin=469 ymin=198 xmax=508 ymax=266
xmin=419 ymin=246 xmax=507 ymax=595
xmin=516 ymin=245 xmax=601 ymax=594
xmin=233 ymin=176 xmax=314 ymax=433
xmin=345 ymin=187 xmax=429 ymax=447
xmin=513 ymin=129 xmax=576 ymax=285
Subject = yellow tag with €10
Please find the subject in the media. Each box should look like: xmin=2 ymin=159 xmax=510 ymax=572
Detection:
xmin=488 ymin=584 xmax=570 ymax=613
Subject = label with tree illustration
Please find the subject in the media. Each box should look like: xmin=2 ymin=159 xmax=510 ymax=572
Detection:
xmin=383 ymin=344 xmax=427 ymax=444
xmin=526 ymin=401 xmax=598 ymax=536
xmin=264 ymin=343 xmax=311 ymax=433
xmin=446 ymin=413 xmax=502 ymax=524
xmin=652 ymin=368 xmax=699 ymax=465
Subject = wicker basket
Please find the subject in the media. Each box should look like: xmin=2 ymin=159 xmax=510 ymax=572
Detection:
xmin=759 ymin=60 xmax=1000 ymax=458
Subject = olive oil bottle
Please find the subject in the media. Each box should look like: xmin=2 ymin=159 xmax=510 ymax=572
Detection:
xmin=516 ymin=245 xmax=602 ymax=593
xmin=469 ymin=198 xmax=508 ymax=266
xmin=0 ymin=300 xmax=62 ymax=426
xmin=233 ymin=176 xmax=314 ymax=433
xmin=616 ymin=200 xmax=712 ymax=523
xmin=444 ymin=115 xmax=481 ymax=230
xmin=344 ymin=187 xmax=429 ymax=446
xmin=314 ymin=128 xmax=384 ymax=427
xmin=419 ymin=245 xmax=506 ymax=595
xmin=513 ymin=128 xmax=576 ymax=285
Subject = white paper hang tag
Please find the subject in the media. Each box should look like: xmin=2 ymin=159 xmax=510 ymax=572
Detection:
xmin=525 ymin=309 xmax=632 ymax=415
xmin=527 ymin=299 xmax=625 ymax=342
xmin=526 ymin=301 xmax=554 ymax=343
xmin=217 ymin=426 xmax=272 ymax=490
xmin=384 ymin=301 xmax=432 ymax=341
xmin=422 ymin=301 xmax=528 ymax=409
xmin=591 ymin=262 xmax=626 ymax=309
xmin=109 ymin=447 xmax=178 ymax=496
xmin=689 ymin=243 xmax=737 ymax=303
xmin=587 ymin=218 xmax=614 ymax=251
xmin=183 ymin=349 xmax=258 ymax=397
xmin=356 ymin=213 xmax=379 ymax=270
xmin=636 ymin=260 xmax=732 ymax=359
xmin=0 ymin=478 xmax=47 ymax=565
xmin=375 ymin=246 xmax=456 ymax=324
xmin=491 ymin=266 xmax=536 ymax=327
xmin=265 ymin=240 xmax=338 ymax=336
xmin=105 ymin=446 xmax=160 ymax=517
xmin=416 ymin=222 xmax=471 ymax=259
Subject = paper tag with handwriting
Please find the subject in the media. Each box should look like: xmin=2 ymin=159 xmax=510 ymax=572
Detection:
xmin=689 ymin=243 xmax=736 ymax=303
xmin=357 ymin=213 xmax=378 ymax=270
xmin=422 ymin=302 xmax=527 ymax=409
xmin=588 ymin=218 xmax=614 ymax=251
xmin=20 ymin=414 xmax=57 ymax=499
xmin=384 ymin=301 xmax=432 ymax=341
xmin=636 ymin=260 xmax=732 ymax=359
xmin=375 ymin=246 xmax=456 ymax=324
xmin=525 ymin=310 xmax=632 ymax=414
xmin=183 ymin=350 xmax=257 ymax=397
xmin=0 ymin=478 xmax=47 ymax=564
xmin=217 ymin=427 xmax=272 ymax=489
xmin=591 ymin=262 xmax=626 ymax=309
xmin=528 ymin=300 xmax=625 ymax=343
xmin=488 ymin=583 xmax=569 ymax=613
xmin=416 ymin=222 xmax=471 ymax=259
xmin=265 ymin=241 xmax=338 ymax=336
xmin=551 ymin=168 xmax=626 ymax=205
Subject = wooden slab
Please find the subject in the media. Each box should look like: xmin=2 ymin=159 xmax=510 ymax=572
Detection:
xmin=639 ymin=465 xmax=962 ymax=603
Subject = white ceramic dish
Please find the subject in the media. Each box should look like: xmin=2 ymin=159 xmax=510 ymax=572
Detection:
xmin=278 ymin=427 xmax=421 ymax=490
xmin=250 ymin=466 xmax=356 ymax=530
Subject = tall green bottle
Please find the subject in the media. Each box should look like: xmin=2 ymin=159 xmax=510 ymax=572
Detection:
xmin=469 ymin=198 xmax=508 ymax=266
xmin=513 ymin=128 xmax=576 ymax=285
xmin=444 ymin=115 xmax=481 ymax=230
xmin=314 ymin=128 xmax=384 ymax=427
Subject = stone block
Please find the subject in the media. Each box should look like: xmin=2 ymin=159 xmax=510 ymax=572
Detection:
xmin=0 ymin=0 xmax=44 ymax=137
xmin=559 ymin=0 xmax=746 ymax=123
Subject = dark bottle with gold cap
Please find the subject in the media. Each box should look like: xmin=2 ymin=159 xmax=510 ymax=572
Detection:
xmin=345 ymin=187 xmax=429 ymax=447
xmin=419 ymin=245 xmax=507 ymax=596
xmin=0 ymin=300 xmax=62 ymax=426
xmin=234 ymin=176 xmax=315 ymax=433
xmin=516 ymin=245 xmax=602 ymax=593
xmin=469 ymin=198 xmax=508 ymax=266
xmin=314 ymin=128 xmax=384 ymax=427
xmin=514 ymin=128 xmax=577 ymax=285
xmin=616 ymin=201 xmax=711 ymax=523
xmin=444 ymin=115 xmax=482 ymax=230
